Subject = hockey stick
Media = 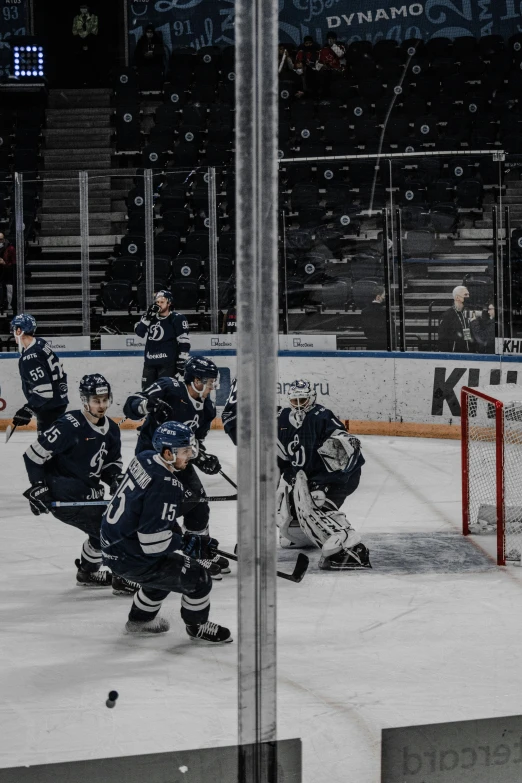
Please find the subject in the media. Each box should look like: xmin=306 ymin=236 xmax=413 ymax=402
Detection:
xmin=217 ymin=548 xmax=309 ymax=583
xmin=5 ymin=425 xmax=16 ymax=443
xmin=219 ymin=470 xmax=237 ymax=489
xmin=51 ymin=493 xmax=237 ymax=508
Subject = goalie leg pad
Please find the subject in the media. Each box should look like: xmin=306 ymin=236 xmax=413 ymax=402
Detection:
xmin=319 ymin=542 xmax=372 ymax=570
xmin=277 ymin=475 xmax=311 ymax=547
xmin=293 ymin=470 xmax=359 ymax=550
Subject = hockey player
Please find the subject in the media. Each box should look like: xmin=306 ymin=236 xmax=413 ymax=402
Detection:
xmin=101 ymin=421 xmax=232 ymax=641
xmin=123 ymin=356 xmax=227 ymax=578
xmin=277 ymin=379 xmax=371 ymax=570
xmin=222 ymin=376 xmax=237 ymax=445
xmin=23 ymin=374 xmax=125 ymax=588
xmin=10 ymin=314 xmax=69 ymax=433
xmin=134 ymin=289 xmax=190 ymax=390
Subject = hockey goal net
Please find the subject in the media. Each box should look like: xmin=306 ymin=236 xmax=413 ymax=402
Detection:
xmin=461 ymin=384 xmax=522 ymax=565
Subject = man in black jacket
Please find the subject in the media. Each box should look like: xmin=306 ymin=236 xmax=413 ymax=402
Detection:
xmin=438 ymin=286 xmax=475 ymax=353
xmin=360 ymin=286 xmax=388 ymax=350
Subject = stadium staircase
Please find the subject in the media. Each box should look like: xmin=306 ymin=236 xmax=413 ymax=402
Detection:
xmin=26 ymin=89 xmax=133 ymax=335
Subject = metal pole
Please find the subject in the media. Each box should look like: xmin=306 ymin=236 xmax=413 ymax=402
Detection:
xmin=281 ymin=211 xmax=289 ymax=335
xmin=236 ymin=0 xmax=278 ymax=779
xmin=79 ymin=171 xmax=90 ymax=336
xmin=505 ymin=206 xmax=513 ymax=339
xmin=395 ymin=208 xmax=406 ymax=352
xmin=383 ymin=208 xmax=393 ymax=352
xmin=144 ymin=169 xmax=154 ymax=306
xmin=493 ymin=206 xmax=502 ymax=347
xmin=14 ymin=172 xmax=25 ymax=314
xmin=208 ymin=167 xmax=219 ymax=334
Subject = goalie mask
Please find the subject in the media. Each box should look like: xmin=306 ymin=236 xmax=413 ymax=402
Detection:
xmin=288 ymin=379 xmax=316 ymax=426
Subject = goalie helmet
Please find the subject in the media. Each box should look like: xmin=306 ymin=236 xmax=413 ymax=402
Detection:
xmin=288 ymin=379 xmax=316 ymax=424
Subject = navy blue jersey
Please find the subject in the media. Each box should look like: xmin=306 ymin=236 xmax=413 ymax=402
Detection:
xmin=134 ymin=310 xmax=190 ymax=366
xmin=24 ymin=410 xmax=122 ymax=494
xmin=222 ymin=377 xmax=237 ymax=445
xmin=100 ymin=451 xmax=185 ymax=571
xmin=18 ymin=337 xmax=68 ymax=412
xmin=277 ymin=404 xmax=365 ymax=486
xmin=123 ymin=376 xmax=216 ymax=449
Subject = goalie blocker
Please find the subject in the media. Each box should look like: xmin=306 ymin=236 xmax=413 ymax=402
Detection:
xmin=276 ymin=379 xmax=371 ymax=570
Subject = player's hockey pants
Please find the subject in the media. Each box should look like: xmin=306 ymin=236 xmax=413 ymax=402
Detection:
xmin=141 ymin=361 xmax=178 ymax=391
xmin=178 ymin=463 xmax=210 ymax=535
xmin=36 ymin=405 xmax=67 ymax=434
xmin=320 ymin=468 xmax=361 ymax=510
xmin=51 ymin=505 xmax=104 ymax=573
xmin=122 ymin=553 xmax=212 ymax=625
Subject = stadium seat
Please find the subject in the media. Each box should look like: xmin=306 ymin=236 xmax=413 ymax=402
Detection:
xmin=155 ymin=231 xmax=181 ymax=257
xmin=99 ymin=281 xmax=133 ymax=313
xmin=110 ymin=257 xmax=141 ymax=283
xmin=120 ymin=234 xmax=145 ymax=258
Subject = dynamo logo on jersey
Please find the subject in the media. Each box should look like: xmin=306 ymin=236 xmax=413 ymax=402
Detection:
xmin=89 ymin=443 xmax=108 ymax=478
xmin=149 ymin=323 xmax=165 ymax=341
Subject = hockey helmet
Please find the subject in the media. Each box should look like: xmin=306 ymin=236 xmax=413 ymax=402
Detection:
xmin=155 ymin=289 xmax=173 ymax=304
xmin=10 ymin=313 xmax=37 ymax=335
xmin=288 ymin=379 xmax=316 ymax=415
xmin=79 ymin=374 xmax=113 ymax=407
xmin=153 ymin=420 xmax=194 ymax=455
xmin=184 ymin=356 xmax=219 ymax=385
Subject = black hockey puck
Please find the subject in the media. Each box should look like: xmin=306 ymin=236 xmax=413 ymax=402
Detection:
xmin=106 ymin=690 xmax=119 ymax=708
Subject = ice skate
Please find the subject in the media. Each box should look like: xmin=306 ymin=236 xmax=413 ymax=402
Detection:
xmin=125 ymin=616 xmax=170 ymax=634
xmin=186 ymin=621 xmax=233 ymax=643
xmin=211 ymin=554 xmax=230 ymax=573
xmin=75 ymin=559 xmax=112 ymax=587
xmin=112 ymin=574 xmax=141 ymax=596
xmin=319 ymin=543 xmax=372 ymax=570
xmin=196 ymin=558 xmax=222 ymax=580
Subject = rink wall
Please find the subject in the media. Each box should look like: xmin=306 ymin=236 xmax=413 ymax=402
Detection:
xmin=1 ymin=350 xmax=521 ymax=438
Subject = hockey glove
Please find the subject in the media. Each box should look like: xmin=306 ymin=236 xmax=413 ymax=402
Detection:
xmin=176 ymin=357 xmax=187 ymax=376
xmin=193 ymin=443 xmax=221 ymax=475
xmin=23 ymin=482 xmax=51 ymax=516
xmin=182 ymin=532 xmax=219 ymax=560
xmin=13 ymin=405 xmax=33 ymax=427
xmin=146 ymin=398 xmax=173 ymax=424
xmin=146 ymin=303 xmax=160 ymax=320
xmin=109 ymin=473 xmax=125 ymax=496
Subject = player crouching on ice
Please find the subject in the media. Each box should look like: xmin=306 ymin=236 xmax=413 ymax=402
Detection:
xmin=277 ymin=379 xmax=371 ymax=570
xmin=23 ymin=374 xmax=125 ymax=588
xmin=100 ymin=421 xmax=232 ymax=642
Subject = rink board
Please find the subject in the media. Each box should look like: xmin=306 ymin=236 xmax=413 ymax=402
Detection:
xmin=0 ymin=739 xmax=301 ymax=783
xmin=382 ymin=714 xmax=522 ymax=783
xmin=1 ymin=350 xmax=521 ymax=435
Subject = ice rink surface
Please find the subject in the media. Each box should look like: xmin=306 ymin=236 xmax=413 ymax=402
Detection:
xmin=1 ymin=429 xmax=522 ymax=782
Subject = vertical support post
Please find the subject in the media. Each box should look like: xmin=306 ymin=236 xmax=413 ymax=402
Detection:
xmin=496 ymin=400 xmax=506 ymax=566
xmin=144 ymin=169 xmax=154 ymax=306
xmin=461 ymin=388 xmax=470 ymax=537
xmin=395 ymin=208 xmax=406 ymax=352
xmin=505 ymin=206 xmax=513 ymax=340
xmin=493 ymin=206 xmax=503 ymax=347
xmin=14 ymin=172 xmax=25 ymax=315
xmin=383 ymin=208 xmax=393 ymax=352
xmin=79 ymin=171 xmax=90 ymax=337
xmin=235 ymin=0 xmax=278 ymax=779
xmin=281 ymin=210 xmax=288 ymax=335
xmin=208 ymin=167 xmax=219 ymax=335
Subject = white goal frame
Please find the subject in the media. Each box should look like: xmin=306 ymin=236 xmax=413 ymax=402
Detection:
xmin=461 ymin=384 xmax=522 ymax=565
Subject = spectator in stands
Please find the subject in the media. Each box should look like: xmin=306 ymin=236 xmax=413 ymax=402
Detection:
xmin=133 ymin=25 xmax=165 ymax=89
xmin=360 ymin=285 xmax=387 ymax=350
xmin=295 ymin=35 xmax=321 ymax=96
xmin=72 ymin=4 xmax=99 ymax=86
xmin=319 ymin=32 xmax=346 ymax=71
xmin=471 ymin=302 xmax=495 ymax=354
xmin=438 ymin=286 xmax=475 ymax=353
xmin=278 ymin=43 xmax=295 ymax=74
xmin=0 ymin=233 xmax=16 ymax=313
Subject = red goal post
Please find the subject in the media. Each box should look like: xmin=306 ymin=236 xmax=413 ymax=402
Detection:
xmin=461 ymin=384 xmax=522 ymax=566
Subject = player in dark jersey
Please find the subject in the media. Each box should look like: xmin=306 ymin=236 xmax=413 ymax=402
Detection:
xmin=23 ymin=374 xmax=124 ymax=588
xmin=101 ymin=421 xmax=232 ymax=641
xmin=10 ymin=314 xmax=69 ymax=433
xmin=277 ymin=379 xmax=371 ymax=570
xmin=134 ymin=289 xmax=190 ymax=390
xmin=222 ymin=376 xmax=237 ymax=445
xmin=123 ymin=356 xmax=228 ymax=577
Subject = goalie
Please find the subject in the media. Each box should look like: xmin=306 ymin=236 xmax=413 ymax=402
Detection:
xmin=277 ymin=380 xmax=371 ymax=570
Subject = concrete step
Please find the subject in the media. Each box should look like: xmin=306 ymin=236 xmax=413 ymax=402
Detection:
xmin=43 ymin=159 xmax=112 ymax=171
xmin=44 ymin=148 xmax=111 ymax=159
xmin=40 ymin=211 xmax=123 ymax=222
xmin=48 ymin=94 xmax=111 ymax=109
xmin=30 ymin=270 xmax=105 ymax=279
xmin=40 ymin=200 xmax=111 ymax=213
xmin=37 ymin=235 xmax=120 ymax=246
xmin=46 ymin=118 xmax=112 ymax=130
xmin=44 ymin=135 xmax=112 ymax=150
xmin=43 ymin=180 xmax=111 ymax=193
xmin=40 ymin=226 xmax=112 ymax=236
xmin=47 ymin=106 xmax=112 ymax=117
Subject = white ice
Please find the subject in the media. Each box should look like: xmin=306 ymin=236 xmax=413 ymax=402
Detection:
xmin=1 ymin=430 xmax=521 ymax=783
